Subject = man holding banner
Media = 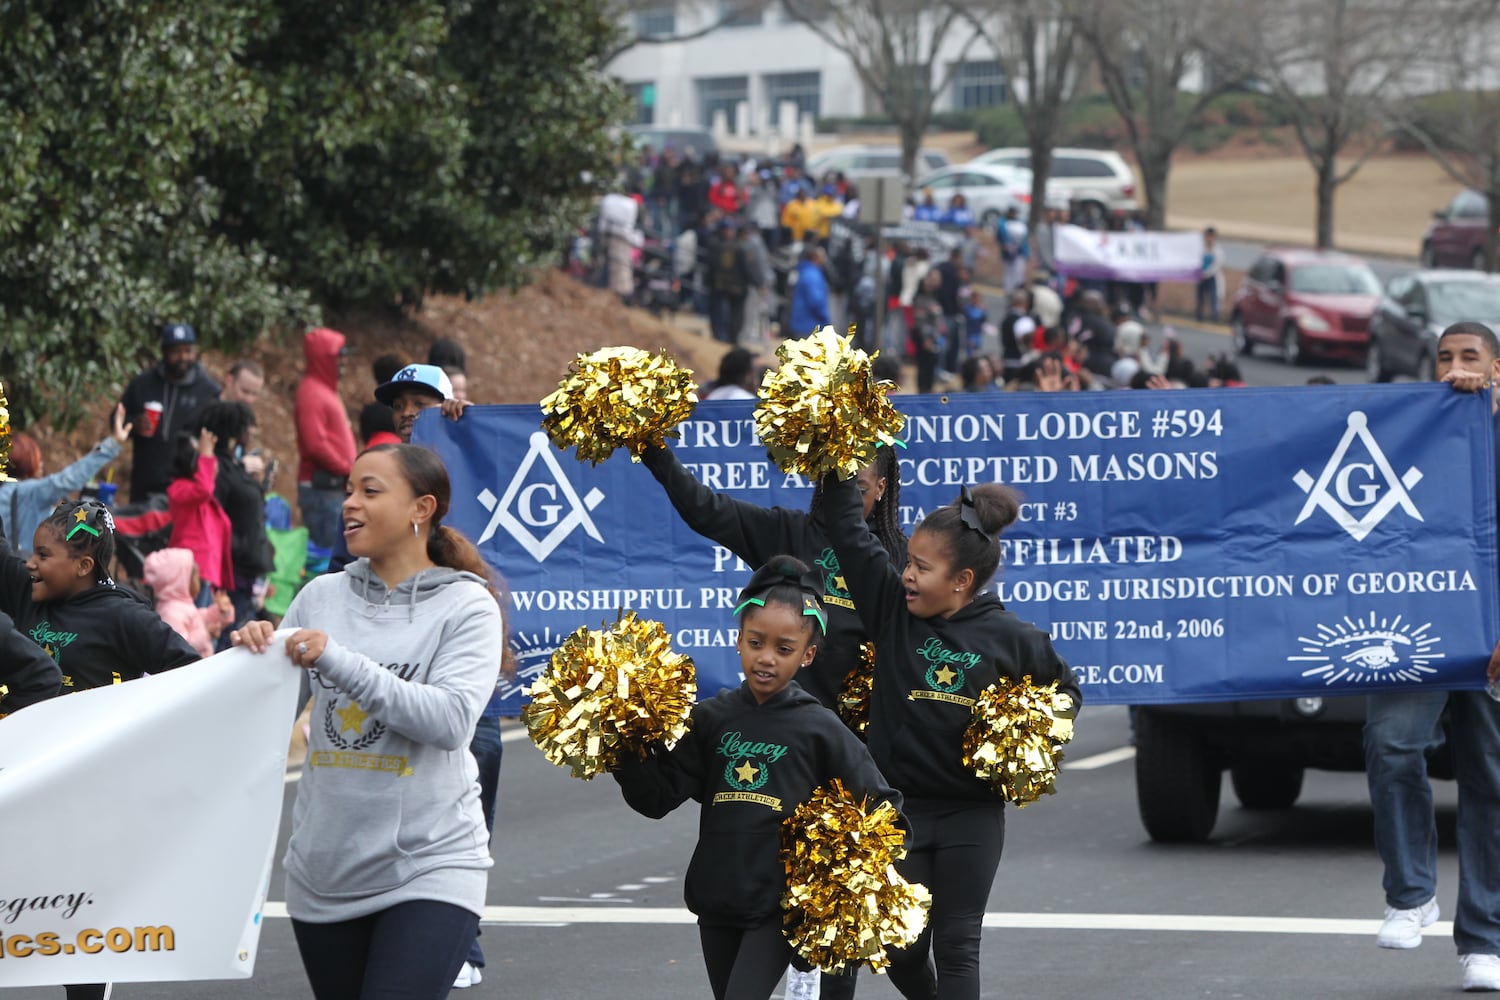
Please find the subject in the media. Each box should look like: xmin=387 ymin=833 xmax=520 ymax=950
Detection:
xmin=1365 ymin=321 xmax=1500 ymax=992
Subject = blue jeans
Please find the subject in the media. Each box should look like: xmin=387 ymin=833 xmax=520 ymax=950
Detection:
xmin=1365 ymin=690 xmax=1500 ymax=954
xmin=1196 ymin=277 xmax=1220 ymax=323
xmin=466 ymin=717 xmax=503 ymax=967
xmin=297 ymin=484 xmax=344 ymax=552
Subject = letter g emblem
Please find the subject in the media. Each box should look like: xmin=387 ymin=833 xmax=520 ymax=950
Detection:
xmin=1334 ymin=463 xmax=1380 ymax=507
xmin=518 ymin=483 xmax=563 ymax=526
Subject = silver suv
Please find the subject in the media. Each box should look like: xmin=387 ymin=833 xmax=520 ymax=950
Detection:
xmin=970 ymin=147 xmax=1139 ymax=221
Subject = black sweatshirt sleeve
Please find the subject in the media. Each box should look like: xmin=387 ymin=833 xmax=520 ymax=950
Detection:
xmin=0 ymin=609 xmax=61 ymax=713
xmin=641 ymin=445 xmax=795 ymax=564
xmin=0 ymin=516 xmax=36 ymax=622
xmin=613 ymin=708 xmax=708 ymax=819
xmin=118 ymin=599 xmax=202 ymax=677
xmin=820 ymin=473 xmax=907 ymax=637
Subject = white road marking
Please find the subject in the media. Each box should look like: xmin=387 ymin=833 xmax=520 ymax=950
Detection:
xmin=257 ymin=901 xmax=1451 ymax=936
xmin=616 ymin=884 xmax=648 ymax=891
xmin=1065 ymin=746 xmax=1137 ymax=771
xmin=533 ymin=896 xmax=636 ymax=905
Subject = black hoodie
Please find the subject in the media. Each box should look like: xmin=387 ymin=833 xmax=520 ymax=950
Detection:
xmin=0 ymin=608 xmax=61 ymax=715
xmin=0 ymin=531 xmax=199 ymax=692
xmin=614 ymin=680 xmax=902 ymax=928
xmin=823 ymin=474 xmax=1082 ymax=805
xmin=641 ymin=444 xmax=907 ymax=712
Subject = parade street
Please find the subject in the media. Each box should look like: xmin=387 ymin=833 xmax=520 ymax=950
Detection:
xmin=9 ymin=698 xmax=1466 ymax=1000
xmin=9 ymin=346 xmax=1461 ymax=1000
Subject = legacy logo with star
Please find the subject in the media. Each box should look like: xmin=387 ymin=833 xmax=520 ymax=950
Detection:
xmin=916 ymin=636 xmax=983 ymax=693
xmin=323 ymin=698 xmax=386 ymax=750
xmin=814 ymin=547 xmax=855 ymax=610
xmin=711 ymin=730 xmax=786 ymax=808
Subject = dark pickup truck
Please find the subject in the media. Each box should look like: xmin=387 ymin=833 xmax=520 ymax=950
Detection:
xmin=1134 ymin=696 xmax=1454 ymax=842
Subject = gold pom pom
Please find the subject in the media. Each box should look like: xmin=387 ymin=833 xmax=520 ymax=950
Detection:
xmin=836 ymin=641 xmax=876 ymax=738
xmin=521 ymin=611 xmax=696 ymax=779
xmin=0 ymin=380 xmax=12 ymax=483
xmin=754 ymin=327 xmax=904 ymax=480
xmin=782 ymin=779 xmax=930 ymax=973
xmin=962 ymin=676 xmax=1076 ymax=807
xmin=540 ymin=346 xmax=698 ymax=465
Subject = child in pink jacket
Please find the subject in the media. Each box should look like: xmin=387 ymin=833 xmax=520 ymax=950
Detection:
xmin=143 ymin=548 xmax=231 ymax=659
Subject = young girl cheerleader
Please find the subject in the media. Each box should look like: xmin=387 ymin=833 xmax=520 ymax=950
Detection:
xmin=232 ymin=444 xmax=506 ymax=1000
xmin=613 ymin=555 xmax=904 ymax=1000
xmin=822 ymin=477 xmax=1082 ymax=1000
xmin=0 ymin=499 xmax=202 ymax=1000
xmin=640 ymin=442 xmax=904 ymax=716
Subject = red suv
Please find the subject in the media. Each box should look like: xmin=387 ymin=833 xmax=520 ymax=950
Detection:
xmin=1421 ymin=188 xmax=1494 ymax=270
xmin=1230 ymin=248 xmax=1382 ymax=365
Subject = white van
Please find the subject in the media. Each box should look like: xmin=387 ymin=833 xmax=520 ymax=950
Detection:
xmin=969 ymin=147 xmax=1139 ymax=220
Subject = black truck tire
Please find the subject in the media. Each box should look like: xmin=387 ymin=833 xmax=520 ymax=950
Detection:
xmin=1230 ymin=764 xmax=1306 ymax=810
xmin=1135 ymin=708 xmax=1222 ymax=843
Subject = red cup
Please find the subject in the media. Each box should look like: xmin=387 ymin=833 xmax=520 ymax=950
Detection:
xmin=142 ymin=401 xmax=163 ymax=437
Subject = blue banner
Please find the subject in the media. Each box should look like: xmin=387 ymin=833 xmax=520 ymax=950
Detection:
xmin=415 ymin=384 xmax=1498 ymax=712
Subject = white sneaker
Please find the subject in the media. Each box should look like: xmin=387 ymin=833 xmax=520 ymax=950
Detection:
xmin=1464 ymin=954 xmax=1500 ymax=991
xmin=1376 ymin=897 xmax=1439 ymax=949
xmin=785 ymin=965 xmax=821 ymax=1000
xmin=453 ymin=961 xmax=483 ymax=989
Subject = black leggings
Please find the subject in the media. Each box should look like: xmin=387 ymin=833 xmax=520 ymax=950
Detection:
xmin=291 ymin=900 xmax=479 ymax=1000
xmin=699 ymin=920 xmax=794 ymax=1000
xmin=886 ymin=800 xmax=1005 ymax=1000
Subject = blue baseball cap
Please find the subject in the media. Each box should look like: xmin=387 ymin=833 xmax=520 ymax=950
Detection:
xmin=374 ymin=364 xmax=454 ymax=405
xmin=160 ymin=323 xmax=196 ymax=347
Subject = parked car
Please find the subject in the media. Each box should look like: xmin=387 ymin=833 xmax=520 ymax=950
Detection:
xmin=914 ymin=163 xmax=1045 ymax=228
xmin=1135 ymin=697 xmax=1454 ymax=842
xmin=1421 ymin=188 xmax=1495 ymax=270
xmin=1367 ymin=270 xmax=1500 ymax=381
xmin=623 ymin=124 xmax=718 ymax=161
xmin=805 ymin=145 xmax=951 ymax=181
xmin=1230 ymin=248 xmax=1382 ymax=365
xmin=968 ymin=147 xmax=1139 ymax=220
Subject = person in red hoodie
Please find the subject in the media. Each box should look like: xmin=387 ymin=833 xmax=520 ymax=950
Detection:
xmin=167 ymin=427 xmax=235 ymax=592
xmin=708 ymin=162 xmax=745 ymax=216
xmin=295 ymin=327 xmax=357 ymax=551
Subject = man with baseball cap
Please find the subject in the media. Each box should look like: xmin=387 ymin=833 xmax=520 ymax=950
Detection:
xmin=117 ymin=322 xmax=222 ymax=501
xmin=373 ymin=363 xmax=467 ymax=443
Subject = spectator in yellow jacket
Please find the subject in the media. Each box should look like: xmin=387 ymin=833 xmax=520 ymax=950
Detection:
xmin=780 ymin=189 xmax=819 ymax=244
xmin=812 ymin=186 xmax=845 ymax=240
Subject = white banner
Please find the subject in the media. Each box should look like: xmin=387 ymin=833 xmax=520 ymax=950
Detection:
xmin=1054 ymin=224 xmax=1205 ymax=283
xmin=0 ymin=640 xmax=303 ymax=986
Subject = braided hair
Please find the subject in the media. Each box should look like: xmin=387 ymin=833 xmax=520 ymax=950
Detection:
xmin=734 ymin=554 xmax=827 ymax=640
xmin=808 ymin=445 xmax=906 ymax=563
xmin=43 ymin=499 xmax=117 ymax=585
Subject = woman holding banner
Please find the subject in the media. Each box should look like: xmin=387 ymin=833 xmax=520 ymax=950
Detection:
xmin=233 ymin=443 xmax=505 ymax=1000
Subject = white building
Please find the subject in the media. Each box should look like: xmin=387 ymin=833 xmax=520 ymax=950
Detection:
xmin=606 ymin=1 xmax=1007 ymax=138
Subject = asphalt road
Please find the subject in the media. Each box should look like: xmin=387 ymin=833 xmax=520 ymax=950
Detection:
xmin=11 ymin=707 xmax=1465 ymax=1000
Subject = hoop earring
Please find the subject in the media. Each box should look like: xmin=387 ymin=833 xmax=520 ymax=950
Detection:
xmin=412 ymin=521 xmax=419 ymax=538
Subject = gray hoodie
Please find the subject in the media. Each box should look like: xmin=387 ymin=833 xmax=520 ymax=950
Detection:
xmin=281 ymin=559 xmax=506 ymax=921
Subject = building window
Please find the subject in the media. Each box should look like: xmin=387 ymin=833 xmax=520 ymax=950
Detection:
xmin=625 ymin=81 xmax=656 ymax=125
xmin=764 ymin=71 xmax=821 ymax=122
xmin=718 ymin=0 xmax=763 ymax=28
xmin=633 ymin=6 xmax=677 ymax=38
xmin=697 ymin=75 xmax=749 ymax=128
xmin=952 ymin=59 xmax=1006 ymax=110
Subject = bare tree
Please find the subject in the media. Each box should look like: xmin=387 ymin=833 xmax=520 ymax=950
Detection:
xmin=962 ymin=0 xmax=1089 ymax=233
xmin=1076 ymin=0 xmax=1250 ymax=229
xmin=1392 ymin=0 xmax=1500 ymax=270
xmin=1221 ymin=0 xmax=1434 ymax=249
xmin=781 ymin=0 xmax=980 ymax=182
xmin=605 ymin=0 xmax=769 ymax=62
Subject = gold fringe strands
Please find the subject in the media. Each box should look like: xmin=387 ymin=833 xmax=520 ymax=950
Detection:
xmin=0 ymin=380 xmax=12 ymax=483
xmin=521 ymin=611 xmax=696 ymax=779
xmin=539 ymin=346 xmax=698 ymax=465
xmin=753 ymin=327 xmax=904 ymax=480
xmin=836 ymin=641 xmax=876 ymax=738
xmin=781 ymin=779 xmax=930 ymax=974
xmin=962 ymin=676 xmax=1077 ymax=807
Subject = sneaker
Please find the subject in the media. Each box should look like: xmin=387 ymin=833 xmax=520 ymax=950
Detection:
xmin=785 ymin=965 xmax=821 ymax=1000
xmin=1464 ymin=954 xmax=1500 ymax=991
xmin=1376 ymin=897 xmax=1439 ymax=949
xmin=453 ymin=961 xmax=483 ymax=989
